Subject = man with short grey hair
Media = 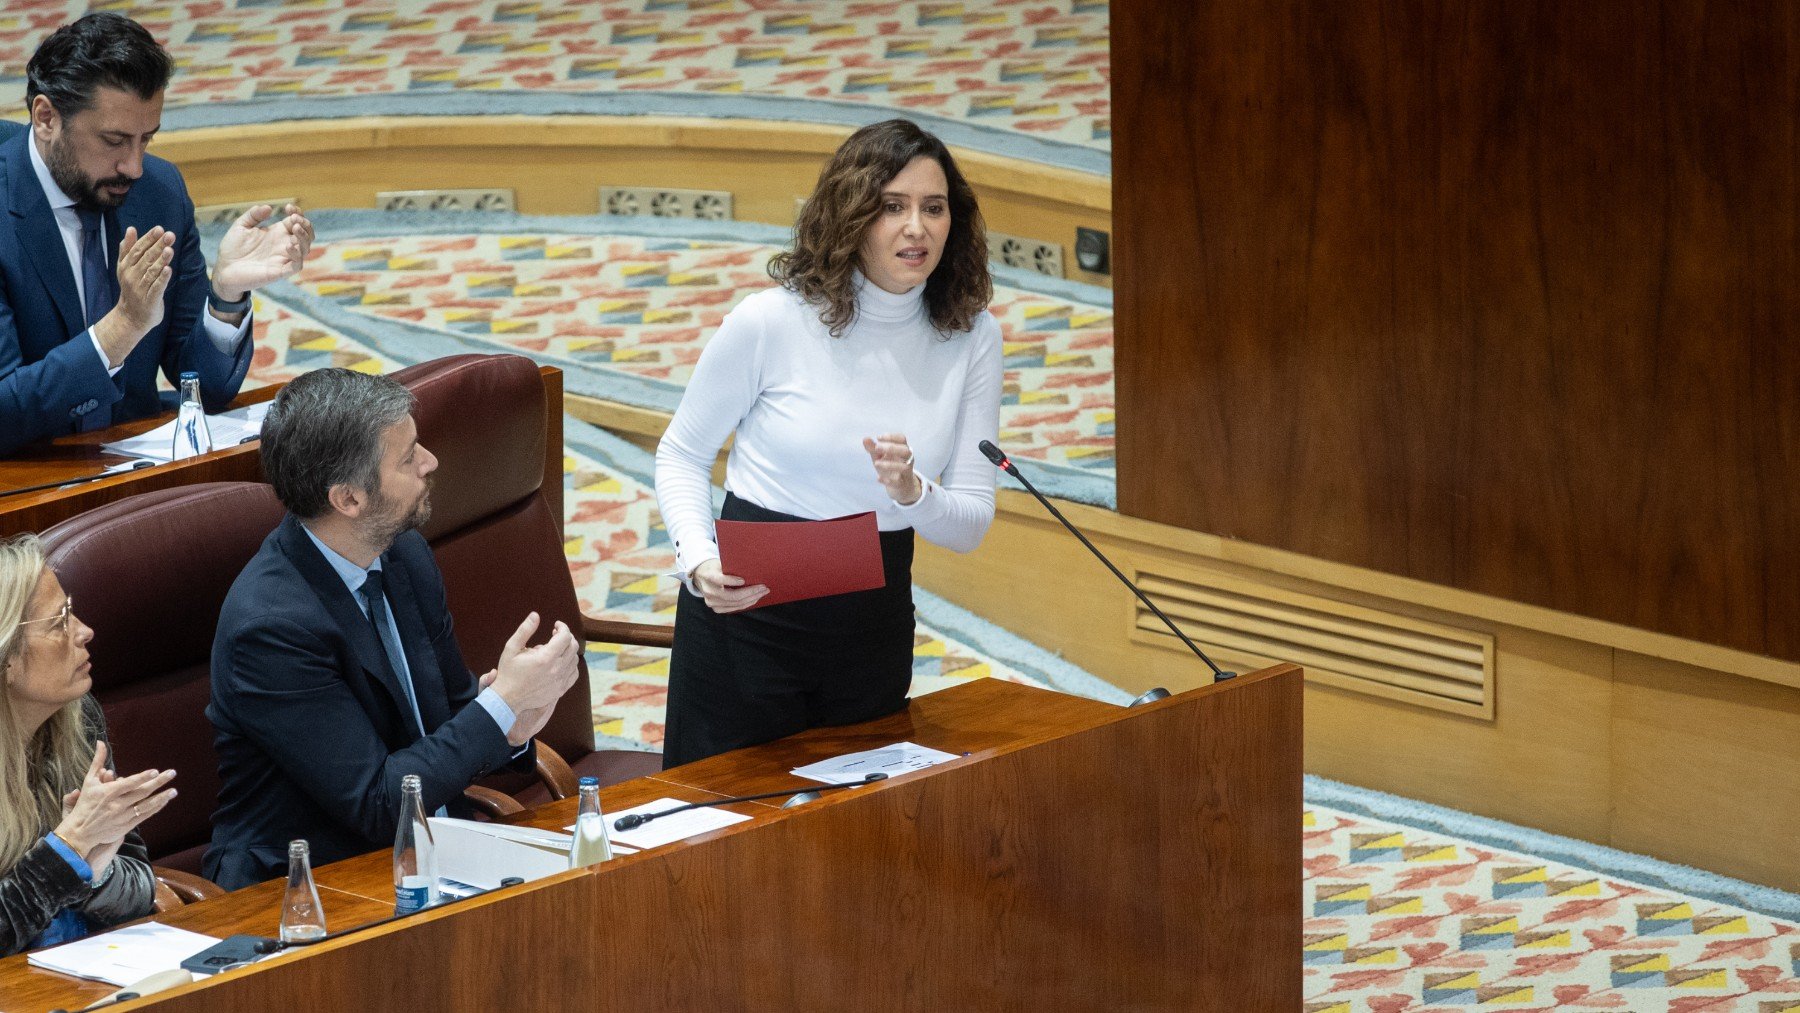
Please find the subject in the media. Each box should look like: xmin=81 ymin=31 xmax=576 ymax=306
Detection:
xmin=204 ymin=367 xmax=579 ymax=889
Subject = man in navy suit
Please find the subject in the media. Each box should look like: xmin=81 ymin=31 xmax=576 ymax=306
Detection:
xmin=0 ymin=13 xmax=313 ymax=456
xmin=206 ymin=369 xmax=581 ymax=889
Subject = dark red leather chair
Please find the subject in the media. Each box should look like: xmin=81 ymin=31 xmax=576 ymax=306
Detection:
xmin=40 ymin=351 xmax=667 ymax=885
xmin=41 ymin=481 xmax=281 ymax=896
xmin=401 ymin=353 xmax=665 ymax=805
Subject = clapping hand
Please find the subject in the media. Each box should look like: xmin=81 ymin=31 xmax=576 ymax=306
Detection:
xmin=92 ymin=226 xmax=175 ymax=366
xmin=53 ymin=742 xmax=177 ymax=879
xmin=488 ymin=613 xmax=581 ymax=746
xmin=211 ymin=203 xmax=314 ymax=300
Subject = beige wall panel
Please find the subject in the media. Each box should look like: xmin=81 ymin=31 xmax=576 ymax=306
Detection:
xmin=159 ymin=117 xmax=1113 ymax=287
xmin=917 ymin=514 xmax=1616 ymax=844
xmin=1305 ymin=628 xmax=1613 ymax=843
xmin=1611 ymin=652 xmax=1800 ymax=891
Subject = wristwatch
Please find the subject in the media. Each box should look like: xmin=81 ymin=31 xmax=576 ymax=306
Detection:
xmin=208 ymin=288 xmax=251 ymax=315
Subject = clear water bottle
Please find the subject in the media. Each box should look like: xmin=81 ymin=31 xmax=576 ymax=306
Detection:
xmin=279 ymin=840 xmax=327 ymax=942
xmin=568 ymin=776 xmax=613 ymax=868
xmin=170 ymin=371 xmax=213 ymax=460
xmin=394 ymin=774 xmax=440 ymax=914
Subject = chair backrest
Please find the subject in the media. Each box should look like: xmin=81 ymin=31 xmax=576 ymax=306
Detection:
xmin=41 ymin=482 xmax=286 ymax=873
xmin=38 ymin=353 xmax=593 ymax=866
xmin=393 ymin=353 xmax=596 ymax=767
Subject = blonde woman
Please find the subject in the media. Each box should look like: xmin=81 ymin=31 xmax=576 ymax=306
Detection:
xmin=0 ymin=534 xmax=177 ymax=956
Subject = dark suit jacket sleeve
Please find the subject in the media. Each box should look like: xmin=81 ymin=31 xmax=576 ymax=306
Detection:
xmin=158 ymin=178 xmax=251 ymax=415
xmin=219 ymin=614 xmax=519 ymax=845
xmin=0 ymin=274 xmax=117 ymax=456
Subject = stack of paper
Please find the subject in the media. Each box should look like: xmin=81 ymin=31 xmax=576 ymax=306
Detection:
xmin=28 ymin=922 xmax=219 ymax=986
xmin=790 ymin=742 xmax=961 ymax=784
xmin=428 ymin=818 xmax=643 ymax=889
xmin=102 ymin=402 xmax=270 ymax=463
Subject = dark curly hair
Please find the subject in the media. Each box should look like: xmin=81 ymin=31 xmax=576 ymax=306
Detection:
xmin=26 ymin=13 xmax=172 ymax=118
xmin=770 ymin=119 xmax=991 ymax=337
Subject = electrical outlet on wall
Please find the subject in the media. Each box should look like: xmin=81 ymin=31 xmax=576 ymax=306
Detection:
xmin=1074 ymin=227 xmax=1110 ymax=275
xmin=990 ymin=230 xmax=1065 ymax=279
xmin=375 ymin=188 xmax=516 ymax=212
xmin=598 ymin=187 xmax=734 ymax=221
xmin=194 ymin=198 xmax=301 ymax=228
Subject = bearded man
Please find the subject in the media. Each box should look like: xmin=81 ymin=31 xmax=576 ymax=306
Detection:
xmin=205 ymin=369 xmax=580 ymax=888
xmin=0 ymin=12 xmax=313 ymax=455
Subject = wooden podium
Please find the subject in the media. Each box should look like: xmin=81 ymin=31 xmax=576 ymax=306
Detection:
xmin=0 ymin=670 xmax=1301 ymax=1012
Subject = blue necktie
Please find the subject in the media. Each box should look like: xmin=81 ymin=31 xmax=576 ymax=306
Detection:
xmin=76 ymin=207 xmax=117 ymax=331
xmin=358 ymin=569 xmax=428 ymax=739
xmin=75 ymin=208 xmax=118 ymax=432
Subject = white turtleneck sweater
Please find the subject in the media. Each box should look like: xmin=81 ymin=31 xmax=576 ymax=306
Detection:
xmin=655 ymin=277 xmax=1003 ymax=580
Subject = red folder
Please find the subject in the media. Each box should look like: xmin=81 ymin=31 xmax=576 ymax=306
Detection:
xmin=715 ymin=511 xmax=887 ymax=609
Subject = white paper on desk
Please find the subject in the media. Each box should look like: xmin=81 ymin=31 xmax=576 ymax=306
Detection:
xmin=790 ymin=741 xmax=960 ymax=785
xmin=101 ymin=402 xmax=269 ymax=462
xmin=429 ymin=817 xmax=573 ymax=890
xmin=27 ymin=922 xmax=219 ymax=986
xmin=582 ymin=798 xmax=750 ymax=851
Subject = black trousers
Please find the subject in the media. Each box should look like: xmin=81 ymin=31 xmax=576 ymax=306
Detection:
xmin=662 ymin=493 xmax=916 ymax=768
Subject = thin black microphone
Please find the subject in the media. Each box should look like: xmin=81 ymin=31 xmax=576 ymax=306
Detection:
xmin=0 ymin=461 xmax=153 ymax=500
xmin=613 ymin=773 xmax=887 ymax=832
xmin=250 ymin=876 xmax=526 ymax=955
xmin=977 ymin=440 xmax=1236 ymax=692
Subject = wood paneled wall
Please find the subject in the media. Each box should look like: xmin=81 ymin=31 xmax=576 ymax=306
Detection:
xmin=1112 ymin=2 xmax=1800 ymax=660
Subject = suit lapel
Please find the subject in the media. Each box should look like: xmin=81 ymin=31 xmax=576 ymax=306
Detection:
xmin=379 ymin=553 xmax=451 ymax=734
xmin=4 ymin=131 xmax=85 ymax=338
xmin=276 ymin=516 xmax=418 ymax=742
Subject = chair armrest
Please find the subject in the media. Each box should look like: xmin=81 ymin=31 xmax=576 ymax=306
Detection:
xmin=580 ymin=613 xmax=673 ymax=650
xmin=534 ymin=741 xmax=577 ymax=802
xmin=152 ymin=866 xmax=226 ymax=905
xmin=462 ymin=784 xmax=525 ymax=820
xmin=150 ymin=877 xmax=182 ymax=915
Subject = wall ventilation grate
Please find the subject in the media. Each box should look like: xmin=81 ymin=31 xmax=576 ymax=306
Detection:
xmin=1131 ymin=567 xmax=1495 ymax=719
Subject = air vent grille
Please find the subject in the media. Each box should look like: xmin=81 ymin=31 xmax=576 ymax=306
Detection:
xmin=1132 ymin=568 xmax=1495 ymax=719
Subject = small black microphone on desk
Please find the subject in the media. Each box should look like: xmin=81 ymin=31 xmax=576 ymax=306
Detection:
xmin=613 ymin=773 xmax=888 ymax=832
xmin=977 ymin=439 xmax=1237 ymax=702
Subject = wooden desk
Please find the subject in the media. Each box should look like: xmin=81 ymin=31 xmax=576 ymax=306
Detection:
xmin=0 ymin=367 xmax=563 ymax=539
xmin=0 ymin=670 xmax=1303 ymax=1012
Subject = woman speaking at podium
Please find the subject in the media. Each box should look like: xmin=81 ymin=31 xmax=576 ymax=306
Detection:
xmin=655 ymin=119 xmax=1003 ymax=767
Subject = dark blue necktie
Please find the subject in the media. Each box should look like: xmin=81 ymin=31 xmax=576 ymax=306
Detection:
xmin=358 ymin=569 xmax=427 ymax=738
xmin=76 ymin=207 xmax=117 ymax=330
xmin=75 ymin=208 xmax=118 ymax=432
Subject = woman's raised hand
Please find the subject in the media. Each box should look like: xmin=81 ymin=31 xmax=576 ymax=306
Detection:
xmin=53 ymin=741 xmax=177 ymax=878
xmin=862 ymin=433 xmax=922 ymax=505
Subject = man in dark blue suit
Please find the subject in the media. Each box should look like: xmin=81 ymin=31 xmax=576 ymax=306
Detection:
xmin=0 ymin=13 xmax=313 ymax=456
xmin=206 ymin=369 xmax=580 ymax=889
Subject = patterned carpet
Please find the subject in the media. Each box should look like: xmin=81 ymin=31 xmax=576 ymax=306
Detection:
xmin=12 ymin=0 xmax=1791 ymax=1003
xmin=0 ymin=0 xmax=1111 ymax=171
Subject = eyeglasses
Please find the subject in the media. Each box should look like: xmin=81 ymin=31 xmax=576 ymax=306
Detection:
xmin=16 ymin=596 xmax=74 ymax=638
